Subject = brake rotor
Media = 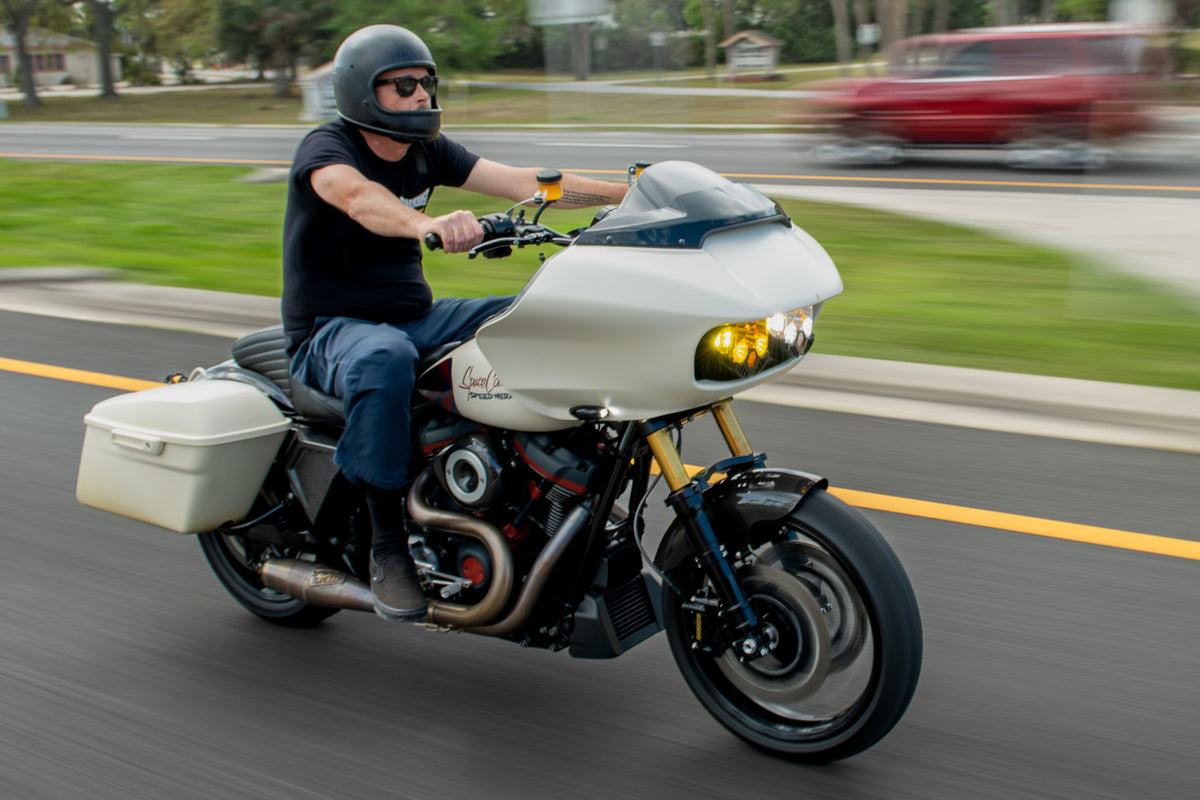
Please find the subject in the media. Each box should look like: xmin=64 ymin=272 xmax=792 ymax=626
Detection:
xmin=716 ymin=563 xmax=832 ymax=709
xmin=759 ymin=539 xmax=868 ymax=672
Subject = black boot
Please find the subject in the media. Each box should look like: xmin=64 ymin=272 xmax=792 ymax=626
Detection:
xmin=366 ymin=486 xmax=427 ymax=623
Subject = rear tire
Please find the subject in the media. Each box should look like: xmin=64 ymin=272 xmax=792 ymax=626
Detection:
xmin=199 ymin=530 xmax=341 ymax=628
xmin=661 ymin=487 xmax=921 ymax=761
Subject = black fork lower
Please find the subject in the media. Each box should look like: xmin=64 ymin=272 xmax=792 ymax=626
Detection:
xmin=640 ymin=402 xmax=771 ymax=656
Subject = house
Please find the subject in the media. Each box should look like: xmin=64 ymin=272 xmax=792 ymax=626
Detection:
xmin=718 ymin=30 xmax=783 ymax=81
xmin=0 ymin=27 xmax=122 ymax=89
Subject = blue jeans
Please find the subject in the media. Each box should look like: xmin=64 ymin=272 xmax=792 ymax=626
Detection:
xmin=289 ymin=295 xmax=515 ymax=489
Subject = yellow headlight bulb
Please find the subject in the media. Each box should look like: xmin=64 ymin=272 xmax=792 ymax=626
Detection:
xmin=754 ymin=331 xmax=769 ymax=357
xmin=712 ymin=328 xmax=733 ymax=353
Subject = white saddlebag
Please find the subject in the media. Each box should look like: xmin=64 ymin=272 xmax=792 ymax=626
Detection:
xmin=76 ymin=379 xmax=291 ymax=534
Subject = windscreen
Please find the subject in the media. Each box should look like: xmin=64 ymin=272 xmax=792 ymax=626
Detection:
xmin=575 ymin=161 xmax=788 ymax=249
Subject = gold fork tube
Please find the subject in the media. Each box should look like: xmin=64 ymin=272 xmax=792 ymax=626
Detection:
xmin=712 ymin=401 xmax=753 ymax=457
xmin=645 ymin=428 xmax=692 ymax=492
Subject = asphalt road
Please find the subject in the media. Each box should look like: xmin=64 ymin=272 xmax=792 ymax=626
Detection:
xmin=4 ymin=309 xmax=1200 ymax=799
xmin=3 ymin=122 xmax=1200 ymax=197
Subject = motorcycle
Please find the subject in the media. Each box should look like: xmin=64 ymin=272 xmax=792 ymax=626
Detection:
xmin=76 ymin=160 xmax=922 ymax=762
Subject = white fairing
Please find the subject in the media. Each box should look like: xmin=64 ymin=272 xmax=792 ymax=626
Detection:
xmin=428 ymin=162 xmax=843 ymax=426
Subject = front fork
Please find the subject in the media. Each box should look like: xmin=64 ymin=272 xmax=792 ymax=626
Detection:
xmin=641 ymin=401 xmax=769 ymax=658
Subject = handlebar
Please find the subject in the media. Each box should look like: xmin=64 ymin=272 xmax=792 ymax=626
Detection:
xmin=423 ymin=211 xmax=573 ymax=259
xmin=421 ymin=162 xmax=639 ymax=257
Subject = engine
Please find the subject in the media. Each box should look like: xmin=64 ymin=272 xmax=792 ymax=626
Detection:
xmin=427 ymin=428 xmax=601 ymax=531
xmin=435 ymin=432 xmax=508 ymax=509
xmin=414 ymin=413 xmax=607 ymax=599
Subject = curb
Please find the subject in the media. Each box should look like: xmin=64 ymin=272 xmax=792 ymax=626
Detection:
xmin=0 ymin=267 xmax=121 ymax=284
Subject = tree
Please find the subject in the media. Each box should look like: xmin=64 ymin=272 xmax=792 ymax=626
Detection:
xmin=829 ymin=0 xmax=853 ymax=71
xmin=1 ymin=0 xmax=43 ymax=105
xmin=138 ymin=0 xmax=219 ymax=84
xmin=218 ymin=0 xmax=334 ymax=95
xmin=81 ymin=0 xmax=122 ymax=97
xmin=323 ymin=0 xmax=531 ymax=75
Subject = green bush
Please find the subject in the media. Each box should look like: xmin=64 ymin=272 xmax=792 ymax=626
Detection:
xmin=1178 ymin=44 xmax=1200 ymax=75
xmin=124 ymin=58 xmax=161 ymax=86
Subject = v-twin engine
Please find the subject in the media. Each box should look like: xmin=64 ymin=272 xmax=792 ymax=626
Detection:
xmin=261 ymin=424 xmax=607 ymax=634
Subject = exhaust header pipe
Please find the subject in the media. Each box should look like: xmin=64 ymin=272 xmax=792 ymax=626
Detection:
xmin=407 ymin=469 xmax=516 ymax=628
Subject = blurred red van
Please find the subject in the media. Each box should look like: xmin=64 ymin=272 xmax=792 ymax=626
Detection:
xmin=803 ymin=23 xmax=1158 ymax=165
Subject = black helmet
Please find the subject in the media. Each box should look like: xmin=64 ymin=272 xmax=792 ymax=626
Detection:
xmin=332 ymin=24 xmax=441 ymax=143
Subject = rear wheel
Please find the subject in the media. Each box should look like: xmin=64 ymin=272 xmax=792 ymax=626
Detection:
xmin=199 ymin=529 xmax=341 ymax=628
xmin=661 ymin=488 xmax=921 ymax=761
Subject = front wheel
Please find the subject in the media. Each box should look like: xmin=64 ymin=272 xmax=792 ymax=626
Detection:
xmin=661 ymin=488 xmax=922 ymax=762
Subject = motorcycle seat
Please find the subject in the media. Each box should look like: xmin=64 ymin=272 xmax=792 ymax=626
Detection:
xmin=231 ymin=324 xmax=463 ymax=428
xmin=290 ymin=379 xmax=346 ymax=427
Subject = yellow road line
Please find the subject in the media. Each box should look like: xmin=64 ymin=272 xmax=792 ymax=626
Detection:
xmin=4 ymin=153 xmax=1197 ymax=193
xmin=0 ymin=357 xmax=159 ymax=392
xmin=5 ymin=355 xmax=1196 ymax=561
xmin=827 ymin=487 xmax=1200 ymax=561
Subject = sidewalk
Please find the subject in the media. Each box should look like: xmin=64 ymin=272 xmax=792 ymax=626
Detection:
xmin=1 ymin=266 xmax=1197 ymax=455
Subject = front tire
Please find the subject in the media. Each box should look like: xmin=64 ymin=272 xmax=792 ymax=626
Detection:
xmin=661 ymin=487 xmax=922 ymax=762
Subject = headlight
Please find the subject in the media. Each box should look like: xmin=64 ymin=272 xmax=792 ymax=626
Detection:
xmin=694 ymin=306 xmax=815 ymax=382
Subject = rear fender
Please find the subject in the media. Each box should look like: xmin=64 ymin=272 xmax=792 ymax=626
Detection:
xmin=654 ymin=468 xmax=827 ymax=574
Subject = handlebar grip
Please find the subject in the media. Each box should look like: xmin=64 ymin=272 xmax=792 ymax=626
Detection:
xmin=424 ymin=233 xmax=443 ymax=251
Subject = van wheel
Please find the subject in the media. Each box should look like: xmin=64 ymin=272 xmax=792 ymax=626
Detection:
xmin=1004 ymin=137 xmax=1112 ymax=170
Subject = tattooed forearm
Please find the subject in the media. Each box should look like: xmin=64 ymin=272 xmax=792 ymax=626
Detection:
xmin=561 ymin=189 xmax=616 ymax=206
xmin=556 ymin=177 xmax=628 ymax=208
xmin=520 ymin=175 xmax=627 ymax=208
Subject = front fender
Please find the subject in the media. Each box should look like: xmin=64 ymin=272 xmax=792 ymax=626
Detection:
xmin=654 ymin=468 xmax=827 ymax=574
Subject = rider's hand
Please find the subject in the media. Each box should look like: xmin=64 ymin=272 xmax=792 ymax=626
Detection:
xmin=421 ymin=210 xmax=483 ymax=254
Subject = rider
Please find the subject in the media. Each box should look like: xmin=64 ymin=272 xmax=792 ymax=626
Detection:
xmin=281 ymin=24 xmax=628 ymax=623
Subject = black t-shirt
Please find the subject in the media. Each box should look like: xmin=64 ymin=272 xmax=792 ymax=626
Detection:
xmin=281 ymin=120 xmax=480 ymax=353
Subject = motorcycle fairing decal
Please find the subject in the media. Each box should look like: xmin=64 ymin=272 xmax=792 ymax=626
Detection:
xmin=457 ymin=365 xmax=512 ymax=402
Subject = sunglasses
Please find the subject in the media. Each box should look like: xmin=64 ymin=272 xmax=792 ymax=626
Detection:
xmin=373 ymin=75 xmax=439 ymax=98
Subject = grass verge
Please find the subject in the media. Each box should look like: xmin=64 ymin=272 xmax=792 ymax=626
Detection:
xmin=0 ymin=82 xmax=798 ymax=128
xmin=1 ymin=159 xmax=1197 ymax=390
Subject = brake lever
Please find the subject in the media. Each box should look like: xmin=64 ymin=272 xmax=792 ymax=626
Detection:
xmin=467 ymin=237 xmax=521 ymax=259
